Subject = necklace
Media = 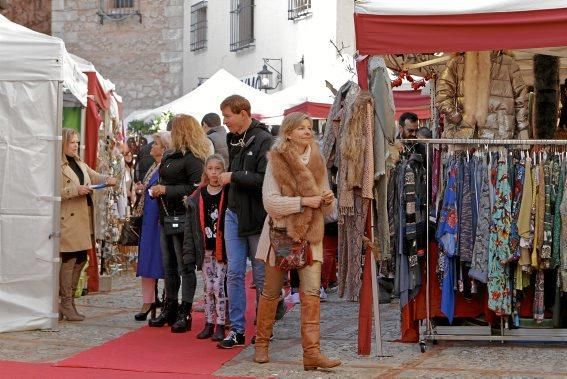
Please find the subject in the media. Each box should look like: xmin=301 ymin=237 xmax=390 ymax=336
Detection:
xmin=230 ymin=129 xmax=248 ymax=148
xmin=207 ymin=184 xmax=222 ymax=194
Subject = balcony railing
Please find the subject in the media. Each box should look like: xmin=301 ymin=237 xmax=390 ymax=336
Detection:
xmin=288 ymin=0 xmax=311 ymax=20
xmin=98 ymin=0 xmax=142 ymax=24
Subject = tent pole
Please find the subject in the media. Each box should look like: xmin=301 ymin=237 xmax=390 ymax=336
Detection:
xmin=51 ymin=81 xmax=64 ymax=330
xmin=369 ymin=203 xmax=383 ymax=356
xmin=80 ymin=106 xmax=86 ymax=160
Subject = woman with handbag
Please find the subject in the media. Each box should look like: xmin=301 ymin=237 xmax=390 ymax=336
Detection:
xmin=132 ymin=131 xmax=171 ymax=321
xmin=254 ymin=113 xmax=341 ymax=371
xmin=148 ymin=114 xmax=211 ymax=333
xmin=60 ymin=128 xmax=116 ymax=321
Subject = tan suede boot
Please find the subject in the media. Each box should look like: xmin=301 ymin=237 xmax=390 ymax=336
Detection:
xmin=300 ymin=293 xmax=341 ymax=371
xmin=253 ymin=294 xmax=280 ymax=364
xmin=59 ymin=258 xmax=83 ymax=322
xmin=71 ymin=259 xmax=87 ymax=320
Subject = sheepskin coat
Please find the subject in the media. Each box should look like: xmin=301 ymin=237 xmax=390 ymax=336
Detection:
xmin=436 ymin=51 xmax=529 ymax=140
xmin=255 ymin=143 xmax=336 ymax=266
xmin=60 ymin=158 xmax=105 ymax=252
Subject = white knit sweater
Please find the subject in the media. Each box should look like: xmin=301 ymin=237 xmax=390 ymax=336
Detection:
xmin=255 ymin=146 xmax=336 ymax=266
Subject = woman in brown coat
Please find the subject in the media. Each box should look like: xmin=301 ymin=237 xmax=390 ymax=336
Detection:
xmin=60 ymin=128 xmax=116 ymax=321
xmin=254 ymin=113 xmax=341 ymax=371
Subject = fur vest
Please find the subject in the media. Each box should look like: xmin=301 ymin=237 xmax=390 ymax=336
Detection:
xmin=268 ymin=142 xmax=327 ymax=244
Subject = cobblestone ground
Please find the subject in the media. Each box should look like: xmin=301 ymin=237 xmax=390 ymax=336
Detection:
xmin=0 ymin=270 xmax=566 ymax=378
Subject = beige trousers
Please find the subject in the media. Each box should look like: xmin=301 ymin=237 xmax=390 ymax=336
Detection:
xmin=262 ymin=261 xmax=321 ymax=299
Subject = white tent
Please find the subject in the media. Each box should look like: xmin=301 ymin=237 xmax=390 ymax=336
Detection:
xmin=0 ymin=16 xmax=88 ymax=106
xmin=0 ymin=14 xmax=79 ymax=332
xmin=124 ymin=69 xmax=278 ymax=126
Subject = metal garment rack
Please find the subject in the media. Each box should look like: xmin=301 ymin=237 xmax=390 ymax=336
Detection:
xmin=400 ymin=138 xmax=567 ymax=351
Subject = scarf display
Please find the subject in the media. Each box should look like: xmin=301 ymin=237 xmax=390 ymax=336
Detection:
xmin=322 ymin=80 xmax=387 ymax=302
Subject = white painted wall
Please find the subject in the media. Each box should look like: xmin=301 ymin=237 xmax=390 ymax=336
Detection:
xmin=183 ymin=0 xmax=355 ymax=97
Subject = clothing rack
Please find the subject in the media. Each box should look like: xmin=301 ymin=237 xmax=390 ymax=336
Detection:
xmin=399 ymin=138 xmax=567 ymax=351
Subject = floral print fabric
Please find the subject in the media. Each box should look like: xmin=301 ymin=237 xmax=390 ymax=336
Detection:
xmin=487 ymin=151 xmax=512 ymax=316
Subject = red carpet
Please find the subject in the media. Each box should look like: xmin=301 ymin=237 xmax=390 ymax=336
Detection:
xmin=53 ymin=273 xmax=258 ymax=376
xmin=0 ymin=360 xmax=211 ymax=378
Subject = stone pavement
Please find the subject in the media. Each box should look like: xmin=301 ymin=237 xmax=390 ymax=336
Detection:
xmin=1 ymin=270 xmax=566 ymax=378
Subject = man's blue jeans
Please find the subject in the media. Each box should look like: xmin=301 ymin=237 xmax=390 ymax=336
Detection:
xmin=224 ymin=209 xmax=265 ymax=334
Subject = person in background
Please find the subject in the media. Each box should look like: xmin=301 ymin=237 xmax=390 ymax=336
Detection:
xmin=134 ymin=118 xmax=174 ymax=183
xmin=133 ymin=132 xmax=171 ymax=321
xmin=253 ymin=112 xmax=341 ymax=370
xmin=183 ymin=154 xmax=229 ymax=341
xmin=123 ymin=149 xmax=136 ymax=209
xmin=60 ymin=128 xmax=117 ymax=321
xmin=398 ymin=112 xmax=419 ymax=139
xmin=202 ymin=113 xmax=229 ymax=164
xmin=148 ymin=114 xmax=209 ymax=333
xmin=217 ymin=95 xmax=273 ymax=349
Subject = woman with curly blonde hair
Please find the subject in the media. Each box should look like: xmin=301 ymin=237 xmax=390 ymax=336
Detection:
xmin=171 ymin=114 xmax=213 ymax=161
xmin=148 ymin=114 xmax=213 ymax=333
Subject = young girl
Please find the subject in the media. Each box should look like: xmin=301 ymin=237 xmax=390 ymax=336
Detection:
xmin=182 ymin=154 xmax=228 ymax=341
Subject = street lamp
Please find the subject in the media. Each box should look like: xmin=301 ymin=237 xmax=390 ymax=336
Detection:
xmin=257 ymin=58 xmax=282 ymax=92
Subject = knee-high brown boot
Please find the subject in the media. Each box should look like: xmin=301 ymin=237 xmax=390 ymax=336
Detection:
xmin=59 ymin=257 xmax=83 ymax=321
xmin=254 ymin=294 xmax=280 ymax=363
xmin=71 ymin=259 xmax=87 ymax=320
xmin=300 ymin=293 xmax=341 ymax=371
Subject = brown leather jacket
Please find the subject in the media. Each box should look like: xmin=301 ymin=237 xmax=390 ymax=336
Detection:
xmin=436 ymin=52 xmax=529 ymax=140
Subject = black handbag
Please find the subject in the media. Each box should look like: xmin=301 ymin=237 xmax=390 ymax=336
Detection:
xmin=161 ymin=198 xmax=185 ymax=236
xmin=119 ymin=216 xmax=141 ymax=246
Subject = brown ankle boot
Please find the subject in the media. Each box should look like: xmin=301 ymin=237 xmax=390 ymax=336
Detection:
xmin=300 ymin=293 xmax=341 ymax=371
xmin=254 ymin=294 xmax=280 ymax=364
xmin=59 ymin=257 xmax=84 ymax=321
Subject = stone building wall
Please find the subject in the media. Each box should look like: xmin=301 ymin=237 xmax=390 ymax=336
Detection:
xmin=52 ymin=0 xmax=184 ymax=118
xmin=0 ymin=0 xmax=52 ymax=35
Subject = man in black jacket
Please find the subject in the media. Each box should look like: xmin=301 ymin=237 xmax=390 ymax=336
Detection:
xmin=217 ymin=95 xmax=272 ymax=348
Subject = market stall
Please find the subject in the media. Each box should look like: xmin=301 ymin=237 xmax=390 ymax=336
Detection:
xmin=0 ymin=15 xmax=87 ymax=332
xmin=69 ymin=53 xmax=126 ymax=293
xmin=350 ymin=0 xmax=567 ymax=354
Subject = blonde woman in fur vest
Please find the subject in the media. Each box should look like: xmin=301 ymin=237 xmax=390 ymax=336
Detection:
xmin=254 ymin=112 xmax=341 ymax=371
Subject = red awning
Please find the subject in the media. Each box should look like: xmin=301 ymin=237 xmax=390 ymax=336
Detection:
xmin=393 ymin=91 xmax=431 ymax=120
xmin=355 ymin=7 xmax=567 ymax=55
xmin=284 ymin=101 xmax=331 ymax=119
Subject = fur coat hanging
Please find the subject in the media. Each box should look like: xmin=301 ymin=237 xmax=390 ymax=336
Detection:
xmin=436 ymin=51 xmax=529 ymax=140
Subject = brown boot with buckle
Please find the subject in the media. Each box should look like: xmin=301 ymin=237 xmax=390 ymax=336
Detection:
xmin=300 ymin=293 xmax=341 ymax=371
xmin=253 ymin=294 xmax=280 ymax=364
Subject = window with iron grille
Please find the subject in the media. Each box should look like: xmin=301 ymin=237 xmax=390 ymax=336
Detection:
xmin=113 ymin=0 xmax=134 ymax=9
xmin=98 ymin=0 xmax=141 ymax=23
xmin=230 ymin=0 xmax=254 ymax=52
xmin=190 ymin=1 xmax=207 ymax=51
xmin=288 ymin=0 xmax=311 ymax=20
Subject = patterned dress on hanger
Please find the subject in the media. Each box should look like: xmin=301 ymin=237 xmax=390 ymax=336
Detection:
xmin=488 ymin=151 xmax=512 ymax=316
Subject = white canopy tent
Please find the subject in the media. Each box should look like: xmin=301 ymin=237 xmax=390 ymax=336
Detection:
xmin=124 ymin=69 xmax=277 ymax=126
xmin=0 ymin=14 xmax=83 ymax=332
